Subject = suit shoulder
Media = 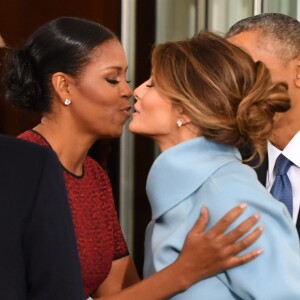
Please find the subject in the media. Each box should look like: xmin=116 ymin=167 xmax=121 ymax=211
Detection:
xmin=0 ymin=134 xmax=52 ymax=158
xmin=0 ymin=134 xmax=58 ymax=171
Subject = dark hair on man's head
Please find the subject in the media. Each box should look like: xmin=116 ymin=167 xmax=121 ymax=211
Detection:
xmin=226 ymin=13 xmax=300 ymax=62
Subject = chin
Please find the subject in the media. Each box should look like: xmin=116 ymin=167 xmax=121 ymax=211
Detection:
xmin=128 ymin=123 xmax=136 ymax=133
xmin=128 ymin=127 xmax=144 ymax=135
xmin=101 ymin=129 xmax=124 ymax=139
xmin=129 ymin=122 xmax=149 ymax=136
xmin=114 ymin=129 xmax=124 ymax=137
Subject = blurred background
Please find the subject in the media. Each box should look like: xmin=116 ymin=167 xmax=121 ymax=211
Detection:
xmin=0 ymin=0 xmax=299 ymax=276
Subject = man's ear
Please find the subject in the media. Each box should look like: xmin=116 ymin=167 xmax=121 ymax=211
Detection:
xmin=51 ymin=72 xmax=73 ymax=104
xmin=295 ymin=55 xmax=300 ymax=88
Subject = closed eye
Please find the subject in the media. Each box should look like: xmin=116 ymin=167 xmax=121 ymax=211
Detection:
xmin=106 ymin=78 xmax=120 ymax=84
xmin=146 ymin=81 xmax=154 ymax=88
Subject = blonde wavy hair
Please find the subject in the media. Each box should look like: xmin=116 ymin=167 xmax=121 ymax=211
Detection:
xmin=151 ymin=31 xmax=290 ymax=164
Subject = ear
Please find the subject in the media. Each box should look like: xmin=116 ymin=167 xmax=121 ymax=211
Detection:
xmin=181 ymin=114 xmax=192 ymax=125
xmin=175 ymin=106 xmax=192 ymax=125
xmin=51 ymin=72 xmax=73 ymax=104
xmin=295 ymin=55 xmax=300 ymax=88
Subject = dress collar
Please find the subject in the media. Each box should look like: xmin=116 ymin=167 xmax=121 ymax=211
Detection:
xmin=146 ymin=137 xmax=241 ymax=219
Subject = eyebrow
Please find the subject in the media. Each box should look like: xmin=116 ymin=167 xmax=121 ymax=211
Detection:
xmin=104 ymin=66 xmax=128 ymax=72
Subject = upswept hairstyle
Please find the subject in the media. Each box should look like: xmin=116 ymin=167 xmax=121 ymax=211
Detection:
xmin=2 ymin=17 xmax=117 ymax=113
xmin=225 ymin=13 xmax=300 ymax=63
xmin=151 ymin=31 xmax=290 ymax=164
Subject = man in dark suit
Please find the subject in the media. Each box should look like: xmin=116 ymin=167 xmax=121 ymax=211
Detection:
xmin=226 ymin=13 xmax=300 ymax=236
xmin=0 ymin=134 xmax=84 ymax=299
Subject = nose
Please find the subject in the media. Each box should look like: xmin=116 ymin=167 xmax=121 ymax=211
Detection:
xmin=133 ymin=88 xmax=139 ymax=101
xmin=122 ymin=81 xmax=133 ymax=99
xmin=133 ymin=84 xmax=144 ymax=101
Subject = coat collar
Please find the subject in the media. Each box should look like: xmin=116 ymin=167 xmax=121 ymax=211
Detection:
xmin=146 ymin=137 xmax=241 ymax=220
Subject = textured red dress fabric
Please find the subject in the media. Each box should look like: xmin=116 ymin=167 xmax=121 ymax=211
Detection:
xmin=19 ymin=130 xmax=129 ymax=297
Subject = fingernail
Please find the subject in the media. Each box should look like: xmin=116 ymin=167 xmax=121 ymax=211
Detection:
xmin=253 ymin=213 xmax=260 ymax=220
xmin=256 ymin=249 xmax=264 ymax=255
xmin=200 ymin=205 xmax=207 ymax=214
xmin=239 ymin=203 xmax=247 ymax=209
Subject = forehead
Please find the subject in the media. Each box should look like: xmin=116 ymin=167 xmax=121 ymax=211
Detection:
xmin=84 ymin=39 xmax=128 ymax=72
xmin=227 ymin=30 xmax=292 ymax=84
xmin=227 ymin=31 xmax=266 ymax=59
xmin=227 ymin=30 xmax=282 ymax=64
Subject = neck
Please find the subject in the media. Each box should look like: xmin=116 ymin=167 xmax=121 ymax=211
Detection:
xmin=271 ymin=100 xmax=300 ymax=150
xmin=34 ymin=118 xmax=95 ymax=176
xmin=156 ymin=128 xmax=201 ymax=152
xmin=271 ymin=117 xmax=300 ymax=151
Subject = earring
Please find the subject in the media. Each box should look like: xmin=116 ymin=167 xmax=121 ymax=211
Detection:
xmin=64 ymin=99 xmax=72 ymax=106
xmin=176 ymin=119 xmax=183 ymax=128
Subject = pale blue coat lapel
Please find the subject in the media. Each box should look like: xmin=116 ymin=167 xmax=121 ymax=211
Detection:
xmin=146 ymin=137 xmax=241 ymax=220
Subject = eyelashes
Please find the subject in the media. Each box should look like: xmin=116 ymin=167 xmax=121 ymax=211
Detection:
xmin=146 ymin=81 xmax=154 ymax=88
xmin=106 ymin=78 xmax=131 ymax=85
xmin=106 ymin=78 xmax=120 ymax=84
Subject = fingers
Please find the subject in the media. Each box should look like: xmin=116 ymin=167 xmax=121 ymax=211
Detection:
xmin=192 ymin=206 xmax=210 ymax=233
xmin=213 ymin=226 xmax=264 ymax=271
xmin=178 ymin=204 xmax=264 ymax=280
xmin=227 ymin=225 xmax=264 ymax=256
xmin=207 ymin=203 xmax=248 ymax=237
xmin=223 ymin=247 xmax=264 ymax=269
xmin=224 ymin=213 xmax=261 ymax=244
xmin=187 ymin=204 xmax=263 ymax=263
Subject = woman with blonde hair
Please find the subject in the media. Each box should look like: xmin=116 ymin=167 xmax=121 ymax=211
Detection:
xmin=130 ymin=31 xmax=300 ymax=299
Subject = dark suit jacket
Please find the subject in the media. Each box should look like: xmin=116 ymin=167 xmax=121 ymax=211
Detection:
xmin=255 ymin=154 xmax=300 ymax=237
xmin=0 ymin=134 xmax=84 ymax=299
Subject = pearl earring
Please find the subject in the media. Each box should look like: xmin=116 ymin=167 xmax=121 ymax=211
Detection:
xmin=176 ymin=119 xmax=183 ymax=128
xmin=64 ymin=99 xmax=72 ymax=106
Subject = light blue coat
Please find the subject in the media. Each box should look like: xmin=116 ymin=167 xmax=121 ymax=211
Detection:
xmin=144 ymin=137 xmax=300 ymax=299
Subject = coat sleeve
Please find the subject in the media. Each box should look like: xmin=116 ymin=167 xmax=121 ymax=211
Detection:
xmin=149 ymin=161 xmax=300 ymax=300
xmin=200 ymin=162 xmax=300 ymax=300
xmin=23 ymin=149 xmax=84 ymax=300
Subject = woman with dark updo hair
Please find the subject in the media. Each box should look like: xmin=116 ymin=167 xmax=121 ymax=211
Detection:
xmin=2 ymin=17 xmax=263 ymax=299
xmin=0 ymin=34 xmax=84 ymax=300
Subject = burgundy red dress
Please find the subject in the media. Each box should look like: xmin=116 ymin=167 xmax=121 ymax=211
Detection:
xmin=19 ymin=130 xmax=129 ymax=298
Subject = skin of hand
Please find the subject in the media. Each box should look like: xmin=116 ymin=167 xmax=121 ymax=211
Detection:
xmin=176 ymin=203 xmax=263 ymax=287
xmin=93 ymin=203 xmax=263 ymax=299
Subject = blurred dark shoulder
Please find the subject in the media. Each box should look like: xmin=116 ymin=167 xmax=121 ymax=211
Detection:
xmin=239 ymin=144 xmax=268 ymax=186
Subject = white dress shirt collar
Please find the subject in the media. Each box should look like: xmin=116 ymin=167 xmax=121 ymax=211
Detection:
xmin=267 ymin=130 xmax=300 ymax=223
xmin=268 ymin=130 xmax=300 ymax=175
